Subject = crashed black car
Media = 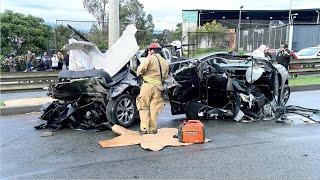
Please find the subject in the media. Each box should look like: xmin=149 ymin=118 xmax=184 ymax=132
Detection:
xmin=167 ymin=53 xmax=291 ymax=121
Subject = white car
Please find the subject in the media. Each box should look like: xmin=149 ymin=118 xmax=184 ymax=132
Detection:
xmin=296 ymin=46 xmax=320 ymax=60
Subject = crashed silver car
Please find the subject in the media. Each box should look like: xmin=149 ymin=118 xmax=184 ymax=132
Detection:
xmin=37 ymin=25 xmax=141 ymax=130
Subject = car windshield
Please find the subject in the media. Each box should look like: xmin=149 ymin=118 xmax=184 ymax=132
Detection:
xmin=297 ymin=48 xmax=320 ymax=56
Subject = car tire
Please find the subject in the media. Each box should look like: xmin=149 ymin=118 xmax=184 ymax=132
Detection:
xmin=282 ymin=85 xmax=290 ymax=106
xmin=106 ymin=94 xmax=137 ymax=127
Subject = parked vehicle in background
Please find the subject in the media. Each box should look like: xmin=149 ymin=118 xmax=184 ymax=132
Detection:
xmin=296 ymin=46 xmax=320 ymax=60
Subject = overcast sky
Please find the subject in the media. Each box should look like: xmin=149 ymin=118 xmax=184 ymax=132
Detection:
xmin=1 ymin=0 xmax=319 ymax=30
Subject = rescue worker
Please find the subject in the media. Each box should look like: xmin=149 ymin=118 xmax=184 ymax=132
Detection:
xmin=136 ymin=43 xmax=169 ymax=134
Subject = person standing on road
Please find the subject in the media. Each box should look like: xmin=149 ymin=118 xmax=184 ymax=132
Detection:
xmin=25 ymin=50 xmax=35 ymax=72
xmin=8 ymin=54 xmax=17 ymax=72
xmin=63 ymin=51 xmax=69 ymax=70
xmin=51 ymin=54 xmax=59 ymax=70
xmin=276 ymin=43 xmax=292 ymax=70
xmin=57 ymin=51 xmax=64 ymax=70
xmin=42 ymin=52 xmax=52 ymax=70
xmin=136 ymin=43 xmax=169 ymax=134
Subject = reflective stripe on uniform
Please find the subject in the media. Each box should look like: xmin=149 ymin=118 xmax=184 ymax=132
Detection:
xmin=143 ymin=77 xmax=162 ymax=85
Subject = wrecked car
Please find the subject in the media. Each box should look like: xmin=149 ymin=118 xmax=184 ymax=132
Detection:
xmin=167 ymin=53 xmax=291 ymax=121
xmin=37 ymin=25 xmax=141 ymax=130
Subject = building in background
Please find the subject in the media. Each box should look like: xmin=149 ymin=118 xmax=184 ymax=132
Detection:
xmin=182 ymin=9 xmax=320 ymax=51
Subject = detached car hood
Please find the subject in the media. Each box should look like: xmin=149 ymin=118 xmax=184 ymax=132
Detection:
xmin=63 ymin=24 xmax=140 ymax=77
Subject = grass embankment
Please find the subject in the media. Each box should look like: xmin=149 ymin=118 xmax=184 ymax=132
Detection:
xmin=0 ymin=100 xmax=5 ymax=107
xmin=289 ymin=75 xmax=320 ymax=86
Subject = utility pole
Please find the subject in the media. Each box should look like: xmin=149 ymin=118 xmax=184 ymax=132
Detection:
xmin=288 ymin=0 xmax=293 ymax=50
xmin=108 ymin=0 xmax=120 ymax=48
xmin=288 ymin=0 xmax=293 ymax=25
xmin=237 ymin=5 xmax=244 ymax=51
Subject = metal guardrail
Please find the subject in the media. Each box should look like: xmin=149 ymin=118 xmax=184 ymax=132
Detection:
xmin=289 ymin=58 xmax=320 ymax=75
xmin=0 ymin=71 xmax=59 ymax=93
xmin=0 ymin=58 xmax=319 ymax=92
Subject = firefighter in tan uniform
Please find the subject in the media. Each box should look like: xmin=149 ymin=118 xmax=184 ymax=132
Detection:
xmin=136 ymin=43 xmax=169 ymax=134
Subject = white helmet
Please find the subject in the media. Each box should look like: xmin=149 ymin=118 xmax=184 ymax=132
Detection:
xmin=246 ymin=66 xmax=264 ymax=84
xmin=170 ymin=41 xmax=182 ymax=49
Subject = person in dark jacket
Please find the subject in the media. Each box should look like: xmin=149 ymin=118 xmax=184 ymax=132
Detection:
xmin=276 ymin=43 xmax=292 ymax=70
xmin=63 ymin=51 xmax=69 ymax=70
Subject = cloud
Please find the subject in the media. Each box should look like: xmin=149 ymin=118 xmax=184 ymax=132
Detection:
xmin=2 ymin=0 xmax=95 ymax=24
xmin=2 ymin=0 xmax=319 ymax=30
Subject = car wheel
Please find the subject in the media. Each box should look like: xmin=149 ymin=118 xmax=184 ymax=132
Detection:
xmin=106 ymin=94 xmax=137 ymax=127
xmin=282 ymin=86 xmax=290 ymax=106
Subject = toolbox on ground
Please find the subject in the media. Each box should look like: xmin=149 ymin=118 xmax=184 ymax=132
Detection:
xmin=178 ymin=120 xmax=205 ymax=143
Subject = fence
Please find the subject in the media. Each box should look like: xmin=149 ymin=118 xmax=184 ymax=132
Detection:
xmin=239 ymin=25 xmax=289 ymax=52
xmin=292 ymin=24 xmax=320 ymax=51
xmin=55 ymin=20 xmax=110 ymax=52
xmin=186 ymin=30 xmax=237 ymax=58
xmin=1 ymin=59 xmax=319 ymax=92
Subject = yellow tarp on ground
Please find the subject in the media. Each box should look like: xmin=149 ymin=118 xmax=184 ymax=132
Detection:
xmin=99 ymin=125 xmax=210 ymax=151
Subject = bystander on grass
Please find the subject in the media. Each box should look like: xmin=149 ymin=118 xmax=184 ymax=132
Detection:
xmin=289 ymin=75 xmax=320 ymax=86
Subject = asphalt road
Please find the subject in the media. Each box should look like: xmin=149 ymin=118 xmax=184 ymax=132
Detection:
xmin=1 ymin=90 xmax=320 ymax=179
xmin=0 ymin=90 xmax=47 ymax=101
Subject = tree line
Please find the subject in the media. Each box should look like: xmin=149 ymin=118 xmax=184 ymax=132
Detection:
xmin=4 ymin=0 xmax=237 ymax=64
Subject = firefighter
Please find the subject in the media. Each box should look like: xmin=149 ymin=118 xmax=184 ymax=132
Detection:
xmin=136 ymin=43 xmax=169 ymax=134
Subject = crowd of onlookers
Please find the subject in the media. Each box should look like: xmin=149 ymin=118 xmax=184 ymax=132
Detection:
xmin=1 ymin=50 xmax=69 ymax=72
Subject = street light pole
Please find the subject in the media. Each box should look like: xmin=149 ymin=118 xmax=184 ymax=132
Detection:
xmin=109 ymin=0 xmax=120 ymax=48
xmin=317 ymin=10 xmax=320 ymax=24
xmin=238 ymin=5 xmax=244 ymax=51
xmin=198 ymin=12 xmax=202 ymax=27
xmin=288 ymin=0 xmax=293 ymax=25
xmin=291 ymin=13 xmax=298 ymax=25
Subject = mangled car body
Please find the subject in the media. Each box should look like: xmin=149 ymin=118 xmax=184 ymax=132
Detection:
xmin=167 ymin=53 xmax=291 ymax=121
xmin=37 ymin=25 xmax=141 ymax=130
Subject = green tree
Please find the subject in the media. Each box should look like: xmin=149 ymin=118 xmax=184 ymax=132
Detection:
xmin=153 ymin=24 xmax=182 ymax=46
xmin=83 ymin=0 xmax=108 ymax=31
xmin=87 ymin=23 xmax=108 ymax=51
xmin=173 ymin=23 xmax=182 ymax=41
xmin=190 ymin=20 xmax=228 ymax=49
xmin=55 ymin=25 xmax=72 ymax=51
xmin=120 ymin=0 xmax=154 ymax=47
xmin=0 ymin=10 xmax=53 ymax=57
xmin=82 ymin=0 xmax=154 ymax=47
